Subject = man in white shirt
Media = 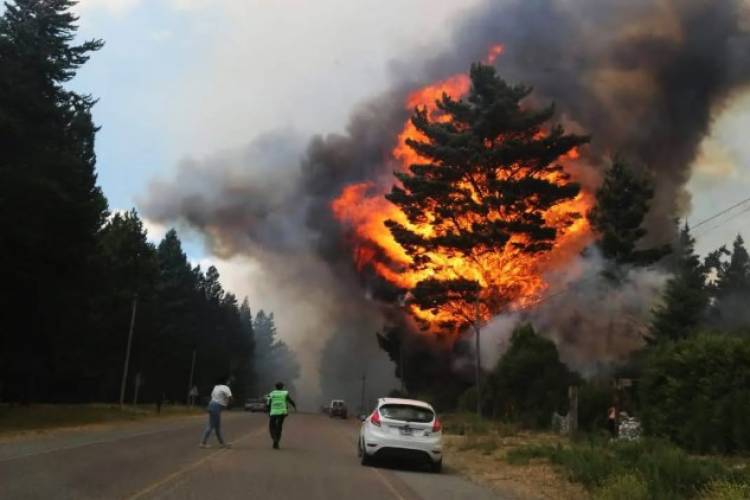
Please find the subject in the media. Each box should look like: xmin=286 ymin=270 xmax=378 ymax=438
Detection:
xmin=200 ymin=376 xmax=233 ymax=448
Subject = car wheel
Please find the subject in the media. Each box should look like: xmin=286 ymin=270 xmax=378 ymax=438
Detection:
xmin=359 ymin=439 xmax=372 ymax=466
xmin=430 ymin=459 xmax=442 ymax=473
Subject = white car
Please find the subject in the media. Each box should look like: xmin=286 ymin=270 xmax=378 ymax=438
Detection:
xmin=358 ymin=397 xmax=443 ymax=473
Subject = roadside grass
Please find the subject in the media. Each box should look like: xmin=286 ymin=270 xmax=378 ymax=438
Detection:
xmin=442 ymin=412 xmax=517 ymax=437
xmin=442 ymin=413 xmax=587 ymax=499
xmin=506 ymin=437 xmax=750 ymax=500
xmin=0 ymin=404 xmax=203 ymax=435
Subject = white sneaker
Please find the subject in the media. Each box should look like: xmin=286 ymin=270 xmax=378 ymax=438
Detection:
xmin=221 ymin=443 xmax=232 ymax=449
xmin=199 ymin=443 xmax=211 ymax=449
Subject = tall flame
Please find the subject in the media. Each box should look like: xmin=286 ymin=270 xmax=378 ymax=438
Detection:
xmin=332 ymin=46 xmax=594 ymax=334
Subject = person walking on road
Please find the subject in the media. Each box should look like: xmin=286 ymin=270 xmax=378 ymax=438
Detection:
xmin=200 ymin=376 xmax=233 ymax=449
xmin=267 ymin=382 xmax=296 ymax=449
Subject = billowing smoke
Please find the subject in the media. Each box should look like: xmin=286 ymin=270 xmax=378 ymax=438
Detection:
xmin=141 ymin=0 xmax=750 ymax=400
xmin=479 ymin=249 xmax=670 ymax=373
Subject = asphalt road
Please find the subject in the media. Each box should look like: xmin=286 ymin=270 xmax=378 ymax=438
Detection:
xmin=0 ymin=412 xmax=506 ymax=499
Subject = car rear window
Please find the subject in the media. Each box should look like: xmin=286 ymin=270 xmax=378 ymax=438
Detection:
xmin=379 ymin=404 xmax=434 ymax=423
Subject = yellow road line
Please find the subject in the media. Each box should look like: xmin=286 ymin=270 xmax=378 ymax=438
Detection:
xmin=126 ymin=427 xmax=265 ymax=500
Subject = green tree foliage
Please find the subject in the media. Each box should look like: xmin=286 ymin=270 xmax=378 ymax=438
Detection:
xmin=647 ymin=224 xmax=709 ymax=344
xmin=707 ymin=235 xmax=750 ymax=330
xmin=588 ymin=159 xmax=669 ymax=271
xmin=88 ymin=210 xmax=159 ymax=401
xmin=576 ymin=378 xmax=612 ymax=433
xmin=640 ymin=334 xmax=750 ymax=453
xmin=484 ymin=324 xmax=578 ymax=427
xmin=375 ymin=326 xmax=467 ymax=409
xmin=0 ymin=1 xmax=270 ymax=404
xmin=385 ymin=64 xmax=588 ymax=332
xmin=0 ymin=0 xmax=107 ymax=402
xmin=252 ymin=311 xmax=300 ymax=395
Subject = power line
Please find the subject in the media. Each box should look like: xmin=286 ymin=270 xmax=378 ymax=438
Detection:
xmin=692 ymin=196 xmax=750 ymax=230
xmin=694 ymin=204 xmax=750 ymax=239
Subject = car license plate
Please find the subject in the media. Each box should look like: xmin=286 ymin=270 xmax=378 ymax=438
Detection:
xmin=399 ymin=427 xmax=413 ymax=436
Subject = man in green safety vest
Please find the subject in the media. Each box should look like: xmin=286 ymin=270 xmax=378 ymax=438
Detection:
xmin=266 ymin=382 xmax=297 ymax=449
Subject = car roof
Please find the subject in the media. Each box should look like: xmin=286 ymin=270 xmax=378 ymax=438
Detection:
xmin=378 ymin=397 xmax=434 ymax=410
xmin=331 ymin=399 xmax=345 ymax=403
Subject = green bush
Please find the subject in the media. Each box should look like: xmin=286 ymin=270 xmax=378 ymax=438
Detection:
xmin=578 ymin=379 xmax=612 ymax=433
xmin=442 ymin=412 xmax=491 ymax=436
xmin=506 ymin=438 xmax=749 ymax=499
xmin=484 ymin=323 xmax=579 ymax=427
xmin=595 ymin=474 xmax=649 ymax=500
xmin=458 ymin=387 xmax=477 ymax=413
xmin=699 ymin=480 xmax=750 ymax=500
xmin=640 ymin=334 xmax=750 ymax=453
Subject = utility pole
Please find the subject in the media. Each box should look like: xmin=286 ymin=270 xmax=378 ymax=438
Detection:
xmin=119 ymin=293 xmax=138 ymax=409
xmin=474 ymin=299 xmax=482 ymax=418
xmin=399 ymin=338 xmax=406 ymax=394
xmin=187 ymin=349 xmax=196 ymax=405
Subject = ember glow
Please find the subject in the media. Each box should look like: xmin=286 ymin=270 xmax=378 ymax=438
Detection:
xmin=332 ymin=47 xmax=594 ymax=335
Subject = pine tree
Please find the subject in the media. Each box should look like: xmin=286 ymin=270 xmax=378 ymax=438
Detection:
xmin=708 ymin=235 xmax=750 ymax=330
xmin=252 ymin=311 xmax=300 ymax=394
xmin=648 ymin=224 xmax=709 ymax=344
xmin=202 ymin=266 xmax=225 ymax=304
xmin=88 ymin=210 xmax=159 ymax=401
xmin=0 ymin=0 xmax=107 ymax=401
xmin=588 ymin=159 xmax=670 ymax=271
xmin=385 ymin=64 xmax=588 ymax=332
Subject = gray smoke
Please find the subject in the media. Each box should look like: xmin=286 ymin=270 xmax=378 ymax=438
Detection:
xmin=141 ymin=0 xmax=750 ymax=398
xmin=479 ymin=250 xmax=669 ymax=373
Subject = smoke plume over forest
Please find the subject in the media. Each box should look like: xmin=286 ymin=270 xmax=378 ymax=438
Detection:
xmin=141 ymin=0 xmax=750 ymax=403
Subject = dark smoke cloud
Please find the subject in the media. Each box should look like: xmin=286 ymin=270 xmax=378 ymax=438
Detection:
xmin=435 ymin=0 xmax=750 ymax=239
xmin=141 ymin=0 xmax=750 ymax=396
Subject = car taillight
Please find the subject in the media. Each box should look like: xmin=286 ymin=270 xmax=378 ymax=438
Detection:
xmin=370 ymin=410 xmax=381 ymax=427
xmin=432 ymin=417 xmax=442 ymax=433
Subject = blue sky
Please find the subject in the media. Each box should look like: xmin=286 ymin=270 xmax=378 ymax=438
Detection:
xmin=67 ymin=0 xmax=750 ymax=261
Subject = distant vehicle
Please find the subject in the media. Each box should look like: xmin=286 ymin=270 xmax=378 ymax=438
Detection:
xmin=329 ymin=399 xmax=348 ymax=419
xmin=244 ymin=398 xmax=268 ymax=412
xmin=358 ymin=397 xmax=442 ymax=473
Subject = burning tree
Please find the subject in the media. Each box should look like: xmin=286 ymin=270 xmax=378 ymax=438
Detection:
xmin=385 ymin=64 xmax=589 ymax=333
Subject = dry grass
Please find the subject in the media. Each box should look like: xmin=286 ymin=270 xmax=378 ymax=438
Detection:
xmin=442 ymin=416 xmax=589 ymax=500
xmin=0 ymin=403 xmax=203 ymax=436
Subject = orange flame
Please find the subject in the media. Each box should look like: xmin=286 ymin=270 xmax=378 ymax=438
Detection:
xmin=332 ymin=45 xmax=593 ymax=335
xmin=484 ymin=44 xmax=505 ymax=64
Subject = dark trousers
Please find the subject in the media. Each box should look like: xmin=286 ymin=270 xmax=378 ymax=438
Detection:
xmin=269 ymin=415 xmax=286 ymax=443
xmin=608 ymin=418 xmax=617 ymax=437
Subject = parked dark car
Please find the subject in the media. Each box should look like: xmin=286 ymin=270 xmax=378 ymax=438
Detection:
xmin=329 ymin=399 xmax=347 ymax=418
xmin=244 ymin=398 xmax=268 ymax=412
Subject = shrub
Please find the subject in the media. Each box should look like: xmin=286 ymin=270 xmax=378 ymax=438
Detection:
xmin=458 ymin=387 xmax=477 ymax=414
xmin=699 ymin=480 xmax=750 ymax=500
xmin=442 ymin=412 xmax=491 ymax=436
xmin=484 ymin=323 xmax=579 ymax=427
xmin=595 ymin=474 xmax=649 ymax=500
xmin=506 ymin=438 xmax=749 ymax=499
xmin=639 ymin=334 xmax=750 ymax=453
xmin=577 ymin=379 xmax=612 ymax=433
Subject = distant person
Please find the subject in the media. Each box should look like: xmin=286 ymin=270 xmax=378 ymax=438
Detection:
xmin=266 ymin=382 xmax=297 ymax=449
xmin=607 ymin=405 xmax=617 ymax=438
xmin=200 ymin=376 xmax=233 ymax=449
